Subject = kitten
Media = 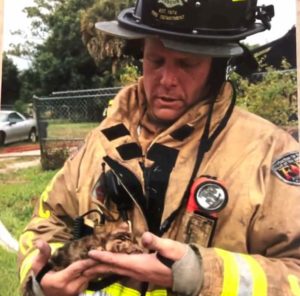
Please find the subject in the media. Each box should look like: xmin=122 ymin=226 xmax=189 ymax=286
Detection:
xmin=50 ymin=225 xmax=143 ymax=270
xmin=24 ymin=222 xmax=142 ymax=296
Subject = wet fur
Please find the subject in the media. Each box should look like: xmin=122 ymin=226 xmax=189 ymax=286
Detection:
xmin=50 ymin=229 xmax=143 ymax=270
xmin=24 ymin=225 xmax=142 ymax=296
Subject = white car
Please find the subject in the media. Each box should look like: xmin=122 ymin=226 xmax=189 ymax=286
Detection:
xmin=0 ymin=110 xmax=38 ymax=145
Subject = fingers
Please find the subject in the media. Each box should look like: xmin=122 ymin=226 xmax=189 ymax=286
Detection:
xmin=86 ymin=251 xmax=152 ymax=276
xmin=37 ymin=259 xmax=99 ymax=296
xmin=61 ymin=258 xmax=98 ymax=281
xmin=61 ymin=267 xmax=92 ymax=295
xmin=87 ymin=250 xmax=170 ymax=276
xmin=141 ymin=232 xmax=187 ymax=260
xmin=29 ymin=240 xmax=100 ymax=296
xmin=88 ymin=250 xmax=145 ymax=270
xmin=85 ymin=250 xmax=172 ymax=287
xmin=32 ymin=240 xmax=52 ymax=275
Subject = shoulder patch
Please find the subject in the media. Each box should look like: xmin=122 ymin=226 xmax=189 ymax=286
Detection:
xmin=271 ymin=151 xmax=300 ymax=186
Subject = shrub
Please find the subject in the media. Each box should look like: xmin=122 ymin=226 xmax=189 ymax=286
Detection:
xmin=230 ymin=60 xmax=297 ymax=127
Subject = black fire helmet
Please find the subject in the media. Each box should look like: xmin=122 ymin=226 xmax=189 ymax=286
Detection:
xmin=95 ymin=0 xmax=274 ymax=57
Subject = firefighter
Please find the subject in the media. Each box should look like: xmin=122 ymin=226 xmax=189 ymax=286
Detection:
xmin=18 ymin=0 xmax=300 ymax=295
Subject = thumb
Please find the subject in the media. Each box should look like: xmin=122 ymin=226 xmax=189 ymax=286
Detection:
xmin=32 ymin=240 xmax=52 ymax=275
xmin=141 ymin=232 xmax=187 ymax=261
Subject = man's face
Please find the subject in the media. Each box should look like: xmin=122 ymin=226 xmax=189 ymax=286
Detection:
xmin=143 ymin=38 xmax=212 ymax=124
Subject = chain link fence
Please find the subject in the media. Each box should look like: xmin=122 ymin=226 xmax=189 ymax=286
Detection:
xmin=34 ymin=87 xmax=121 ymax=170
xmin=0 ymin=104 xmax=14 ymax=110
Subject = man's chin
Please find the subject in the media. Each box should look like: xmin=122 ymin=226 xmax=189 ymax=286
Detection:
xmin=148 ymin=112 xmax=180 ymax=127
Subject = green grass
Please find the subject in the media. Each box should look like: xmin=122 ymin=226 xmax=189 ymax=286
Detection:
xmin=0 ymin=166 xmax=58 ymax=296
xmin=0 ymin=156 xmax=38 ymax=170
xmin=47 ymin=122 xmax=98 ymax=139
xmin=0 ymin=249 xmax=19 ymax=296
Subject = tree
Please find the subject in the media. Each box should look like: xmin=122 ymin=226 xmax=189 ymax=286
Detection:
xmin=81 ymin=0 xmax=135 ymax=64
xmin=7 ymin=0 xmax=141 ymax=101
xmin=10 ymin=0 xmax=102 ymax=98
xmin=81 ymin=0 xmax=141 ymax=86
xmin=230 ymin=60 xmax=297 ymax=127
xmin=1 ymin=53 xmax=21 ymax=106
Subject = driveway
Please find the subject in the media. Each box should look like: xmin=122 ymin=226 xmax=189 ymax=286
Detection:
xmin=0 ymin=142 xmax=41 ymax=173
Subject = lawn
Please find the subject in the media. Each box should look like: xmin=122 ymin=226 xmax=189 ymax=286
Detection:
xmin=47 ymin=121 xmax=98 ymax=139
xmin=0 ymin=165 xmax=58 ymax=296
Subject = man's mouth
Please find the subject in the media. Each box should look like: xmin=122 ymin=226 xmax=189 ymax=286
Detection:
xmin=160 ymin=96 xmax=176 ymax=101
xmin=155 ymin=96 xmax=182 ymax=109
xmin=157 ymin=96 xmax=180 ymax=102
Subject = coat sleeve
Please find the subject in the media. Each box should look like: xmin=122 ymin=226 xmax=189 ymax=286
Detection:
xmin=197 ymin=130 xmax=300 ymax=296
xmin=17 ymin=135 xmax=92 ymax=291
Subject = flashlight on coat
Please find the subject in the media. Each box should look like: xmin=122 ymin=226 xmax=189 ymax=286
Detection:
xmin=187 ymin=176 xmax=228 ymax=216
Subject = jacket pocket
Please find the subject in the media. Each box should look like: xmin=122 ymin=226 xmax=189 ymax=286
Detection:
xmin=184 ymin=212 xmax=217 ymax=247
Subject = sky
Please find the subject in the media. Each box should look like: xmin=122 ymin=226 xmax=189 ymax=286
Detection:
xmin=3 ymin=0 xmax=36 ymax=69
xmin=2 ymin=0 xmax=297 ymax=70
xmin=245 ymin=0 xmax=296 ymax=45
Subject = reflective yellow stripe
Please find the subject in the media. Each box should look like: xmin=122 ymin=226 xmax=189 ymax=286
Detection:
xmin=30 ymin=217 xmax=48 ymax=225
xmin=82 ymin=291 xmax=97 ymax=295
xmin=84 ymin=284 xmax=167 ymax=296
xmin=288 ymin=275 xmax=300 ymax=296
xmin=19 ymin=231 xmax=35 ymax=255
xmin=20 ymin=249 xmax=39 ymax=284
xmin=232 ymin=0 xmax=247 ymax=2
xmin=216 ymin=249 xmax=268 ymax=296
xmin=19 ymin=242 xmax=64 ymax=284
xmin=38 ymin=170 xmax=62 ymax=218
xmin=215 ymin=248 xmax=239 ymax=296
xmin=84 ymin=290 xmax=108 ymax=296
xmin=146 ymin=290 xmax=167 ymax=296
xmin=39 ymin=191 xmax=51 ymax=218
xmin=104 ymin=283 xmax=140 ymax=296
xmin=239 ymin=254 xmax=267 ymax=296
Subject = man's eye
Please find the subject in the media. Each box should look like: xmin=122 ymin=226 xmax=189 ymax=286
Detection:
xmin=179 ymin=60 xmax=199 ymax=68
xmin=149 ymin=58 xmax=164 ymax=66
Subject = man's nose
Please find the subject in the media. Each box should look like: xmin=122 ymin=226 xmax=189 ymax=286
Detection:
xmin=160 ymin=64 xmax=178 ymax=87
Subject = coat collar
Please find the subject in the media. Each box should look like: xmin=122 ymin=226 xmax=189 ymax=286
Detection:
xmin=103 ymin=78 xmax=234 ymax=144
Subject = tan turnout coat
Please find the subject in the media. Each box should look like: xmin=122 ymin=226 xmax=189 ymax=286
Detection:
xmin=19 ymin=78 xmax=300 ymax=296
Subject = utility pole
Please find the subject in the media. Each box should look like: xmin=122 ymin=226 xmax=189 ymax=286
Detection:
xmin=297 ymin=0 xmax=300 ymax=136
xmin=0 ymin=0 xmax=3 ymax=109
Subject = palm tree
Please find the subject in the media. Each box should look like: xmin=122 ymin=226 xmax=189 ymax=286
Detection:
xmin=81 ymin=0 xmax=135 ymax=74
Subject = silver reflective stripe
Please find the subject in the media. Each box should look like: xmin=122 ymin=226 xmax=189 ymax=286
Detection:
xmin=216 ymin=248 xmax=267 ymax=296
xmin=235 ymin=254 xmax=253 ymax=296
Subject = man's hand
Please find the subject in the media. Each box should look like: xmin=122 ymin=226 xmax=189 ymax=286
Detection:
xmin=84 ymin=232 xmax=188 ymax=287
xmin=31 ymin=240 xmax=97 ymax=296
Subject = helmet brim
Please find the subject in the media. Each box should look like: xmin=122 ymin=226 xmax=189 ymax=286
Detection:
xmin=95 ymin=20 xmax=244 ymax=57
xmin=161 ymin=39 xmax=243 ymax=58
xmin=95 ymin=20 xmax=151 ymax=40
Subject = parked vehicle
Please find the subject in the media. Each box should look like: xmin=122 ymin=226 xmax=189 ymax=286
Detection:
xmin=0 ymin=110 xmax=38 ymax=145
